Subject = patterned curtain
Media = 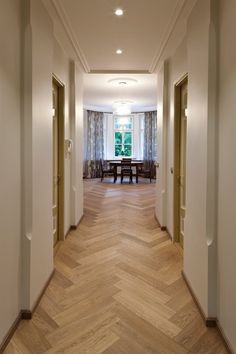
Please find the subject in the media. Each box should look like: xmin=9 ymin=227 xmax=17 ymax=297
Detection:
xmin=143 ymin=111 xmax=157 ymax=172
xmin=84 ymin=110 xmax=104 ymax=178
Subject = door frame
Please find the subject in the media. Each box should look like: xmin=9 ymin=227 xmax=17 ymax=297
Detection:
xmin=52 ymin=75 xmax=65 ymax=242
xmin=173 ymin=73 xmax=188 ymax=244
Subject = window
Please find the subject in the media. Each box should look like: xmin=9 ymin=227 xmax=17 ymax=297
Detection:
xmin=114 ymin=116 xmax=133 ymax=157
xmin=139 ymin=114 xmax=145 ymax=160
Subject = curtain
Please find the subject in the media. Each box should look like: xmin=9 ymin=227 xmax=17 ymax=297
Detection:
xmin=143 ymin=111 xmax=157 ymax=173
xmin=84 ymin=110 xmax=104 ymax=178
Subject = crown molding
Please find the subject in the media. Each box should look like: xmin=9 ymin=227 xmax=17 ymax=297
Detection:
xmin=84 ymin=105 xmax=112 ymax=113
xmin=50 ymin=0 xmax=188 ymax=74
xmin=149 ymin=0 xmax=188 ymax=73
xmin=132 ymin=106 xmax=157 ymax=113
xmin=90 ymin=70 xmax=150 ymax=74
xmin=84 ymin=105 xmax=157 ymax=113
xmin=51 ymin=0 xmax=90 ymax=73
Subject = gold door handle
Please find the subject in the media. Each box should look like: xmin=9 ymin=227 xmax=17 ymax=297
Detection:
xmin=177 ymin=175 xmax=184 ymax=186
xmin=57 ymin=175 xmax=62 ymax=184
xmin=177 ymin=175 xmax=181 ymax=186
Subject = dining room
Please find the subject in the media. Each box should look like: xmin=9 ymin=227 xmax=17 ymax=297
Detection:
xmin=83 ymin=73 xmax=157 ymax=184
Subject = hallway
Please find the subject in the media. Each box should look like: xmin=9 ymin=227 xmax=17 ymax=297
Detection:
xmin=4 ymin=180 xmax=227 ymax=353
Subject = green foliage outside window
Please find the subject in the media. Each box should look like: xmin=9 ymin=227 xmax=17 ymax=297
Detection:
xmin=115 ymin=132 xmax=122 ymax=145
xmin=114 ymin=132 xmax=132 ymax=157
xmin=114 ymin=117 xmax=133 ymax=157
xmin=115 ymin=145 xmax=122 ymax=156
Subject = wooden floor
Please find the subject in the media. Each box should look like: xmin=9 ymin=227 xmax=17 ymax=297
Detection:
xmin=5 ymin=178 xmax=227 ymax=353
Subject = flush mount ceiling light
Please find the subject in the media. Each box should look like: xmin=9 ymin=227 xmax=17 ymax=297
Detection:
xmin=113 ymin=104 xmax=131 ymax=116
xmin=116 ymin=49 xmax=123 ymax=54
xmin=108 ymin=78 xmax=138 ymax=87
xmin=118 ymin=81 xmax=127 ymax=86
xmin=114 ymin=100 xmax=134 ymax=105
xmin=113 ymin=100 xmax=133 ymax=116
xmin=115 ymin=8 xmax=123 ymax=16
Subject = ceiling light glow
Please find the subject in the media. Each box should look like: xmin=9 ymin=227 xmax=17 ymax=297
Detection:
xmin=113 ymin=100 xmax=133 ymax=116
xmin=116 ymin=49 xmax=123 ymax=54
xmin=108 ymin=78 xmax=138 ymax=87
xmin=115 ymin=8 xmax=123 ymax=16
xmin=113 ymin=104 xmax=131 ymax=116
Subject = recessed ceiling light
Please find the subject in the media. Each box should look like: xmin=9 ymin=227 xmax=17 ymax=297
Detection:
xmin=116 ymin=49 xmax=123 ymax=55
xmin=115 ymin=8 xmax=123 ymax=16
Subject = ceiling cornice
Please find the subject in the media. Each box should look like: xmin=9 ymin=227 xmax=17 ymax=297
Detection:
xmin=51 ymin=0 xmax=90 ymax=73
xmin=50 ymin=0 xmax=188 ymax=74
xmin=149 ymin=0 xmax=188 ymax=73
xmin=90 ymin=70 xmax=150 ymax=74
xmin=84 ymin=105 xmax=157 ymax=113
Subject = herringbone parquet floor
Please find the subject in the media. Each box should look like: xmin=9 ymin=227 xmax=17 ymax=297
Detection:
xmin=4 ymin=178 xmax=227 ymax=353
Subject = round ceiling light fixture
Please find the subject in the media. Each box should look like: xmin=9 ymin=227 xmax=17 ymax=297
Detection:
xmin=115 ymin=8 xmax=124 ymax=16
xmin=119 ymin=81 xmax=127 ymax=86
xmin=113 ymin=100 xmax=134 ymax=116
xmin=116 ymin=49 xmax=123 ymax=55
xmin=108 ymin=78 xmax=138 ymax=87
xmin=114 ymin=100 xmax=134 ymax=105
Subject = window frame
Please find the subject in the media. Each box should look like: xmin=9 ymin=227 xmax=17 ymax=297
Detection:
xmin=113 ymin=116 xmax=133 ymax=158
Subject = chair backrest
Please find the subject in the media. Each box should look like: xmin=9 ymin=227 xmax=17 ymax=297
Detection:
xmin=121 ymin=159 xmax=132 ymax=169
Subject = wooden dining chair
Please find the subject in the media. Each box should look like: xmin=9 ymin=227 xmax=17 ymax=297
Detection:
xmin=120 ymin=159 xmax=133 ymax=183
xmin=100 ymin=159 xmax=115 ymax=182
xmin=138 ymin=160 xmax=153 ymax=183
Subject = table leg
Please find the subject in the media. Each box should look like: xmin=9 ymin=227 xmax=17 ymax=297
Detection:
xmin=114 ymin=166 xmax=117 ymax=183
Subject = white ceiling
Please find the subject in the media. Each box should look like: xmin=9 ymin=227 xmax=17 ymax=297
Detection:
xmin=44 ymin=0 xmax=187 ymax=111
xmin=84 ymin=73 xmax=157 ymax=112
xmin=50 ymin=0 xmax=185 ymax=73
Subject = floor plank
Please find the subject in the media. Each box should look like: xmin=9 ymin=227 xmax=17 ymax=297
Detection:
xmin=4 ymin=178 xmax=227 ymax=353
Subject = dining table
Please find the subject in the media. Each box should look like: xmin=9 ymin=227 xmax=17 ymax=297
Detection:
xmin=109 ymin=160 xmax=144 ymax=183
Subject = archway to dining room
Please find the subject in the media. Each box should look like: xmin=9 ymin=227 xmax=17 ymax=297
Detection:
xmin=82 ymin=74 xmax=158 ymax=188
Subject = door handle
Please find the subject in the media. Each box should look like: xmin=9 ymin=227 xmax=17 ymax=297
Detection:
xmin=177 ymin=175 xmax=184 ymax=186
xmin=57 ymin=175 xmax=62 ymax=184
xmin=177 ymin=175 xmax=181 ymax=185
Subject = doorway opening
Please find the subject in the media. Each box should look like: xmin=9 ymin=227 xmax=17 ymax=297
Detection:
xmin=52 ymin=76 xmax=65 ymax=246
xmin=173 ymin=75 xmax=188 ymax=248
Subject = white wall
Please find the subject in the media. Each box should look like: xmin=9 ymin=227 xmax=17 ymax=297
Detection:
xmin=22 ymin=0 xmax=54 ymax=310
xmin=184 ymin=0 xmax=211 ymax=316
xmin=0 ymin=0 xmax=85 ymax=345
xmin=53 ymin=40 xmax=84 ymax=231
xmin=53 ymin=39 xmax=71 ymax=235
xmin=0 ymin=0 xmax=22 ymax=343
xmin=217 ymin=0 xmax=236 ymax=350
xmin=71 ymin=62 xmax=84 ymax=226
xmin=166 ymin=39 xmax=187 ymax=237
xmin=155 ymin=62 xmax=168 ymax=227
xmin=156 ymin=0 xmax=217 ymax=318
xmin=156 ymin=39 xmax=187 ymax=234
xmin=155 ymin=0 xmax=235 ymax=350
